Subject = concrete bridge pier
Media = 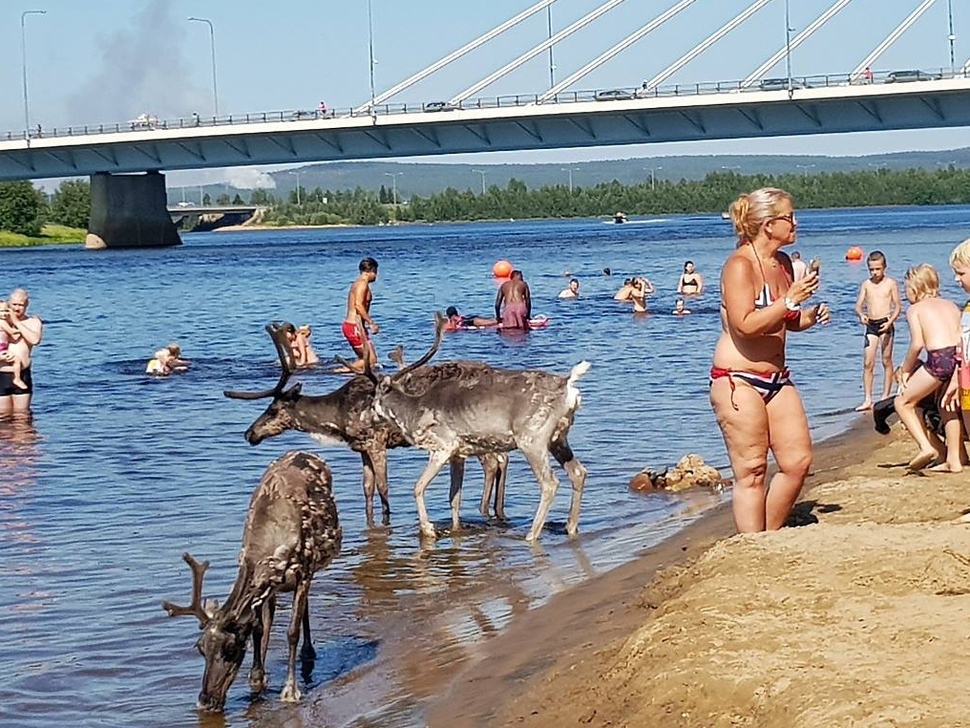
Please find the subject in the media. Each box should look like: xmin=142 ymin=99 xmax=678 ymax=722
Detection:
xmin=85 ymin=171 xmax=182 ymax=249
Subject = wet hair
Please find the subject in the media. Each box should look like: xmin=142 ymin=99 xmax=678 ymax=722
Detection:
xmin=511 ymin=270 xmax=523 ymax=279
xmin=729 ymin=187 xmax=792 ymax=245
xmin=683 ymin=260 xmax=694 ymax=271
xmin=281 ymin=323 xmax=296 ymax=335
xmin=569 ymin=278 xmax=579 ymax=286
xmin=904 ymin=264 xmax=940 ymax=301
xmin=867 ymin=250 xmax=887 ymax=265
xmin=359 ymin=257 xmax=378 ymax=273
xmin=603 ymin=267 xmax=612 ymax=276
xmin=623 ymin=278 xmax=633 ymax=286
xmin=445 ymin=306 xmax=459 ymax=317
xmin=166 ymin=343 xmax=182 ymax=357
xmin=950 ymin=238 xmax=970 ymax=269
xmin=791 ymin=251 xmax=801 ymax=260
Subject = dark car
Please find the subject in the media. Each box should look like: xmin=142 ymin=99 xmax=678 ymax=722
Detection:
xmin=884 ymin=69 xmax=942 ymax=83
xmin=758 ymin=77 xmax=808 ymax=91
xmin=424 ymin=100 xmax=459 ymax=112
xmin=594 ymin=89 xmax=634 ymax=102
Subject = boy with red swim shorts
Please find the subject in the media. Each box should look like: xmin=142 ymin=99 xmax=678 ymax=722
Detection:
xmin=343 ymin=257 xmax=379 ymax=373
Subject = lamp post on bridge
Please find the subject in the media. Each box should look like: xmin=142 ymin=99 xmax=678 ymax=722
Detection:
xmin=21 ymin=9 xmax=46 ymax=140
xmin=473 ymin=169 xmax=487 ymax=195
xmin=188 ymin=16 xmax=219 ymax=117
xmin=384 ymin=172 xmax=400 ymax=204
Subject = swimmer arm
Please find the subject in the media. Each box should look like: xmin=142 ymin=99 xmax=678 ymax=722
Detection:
xmin=13 ymin=317 xmax=41 ymax=346
xmin=524 ymin=286 xmax=532 ymax=320
xmin=854 ymin=282 xmax=868 ymax=323
xmin=899 ymin=308 xmax=924 ymax=374
xmin=695 ymin=275 xmax=704 ymax=295
xmin=676 ymin=275 xmax=684 ymax=294
xmin=494 ymin=288 xmax=504 ymax=320
xmin=886 ymin=282 xmax=902 ymax=325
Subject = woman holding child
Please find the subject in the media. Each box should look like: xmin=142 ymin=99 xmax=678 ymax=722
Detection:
xmin=710 ymin=188 xmax=829 ymax=532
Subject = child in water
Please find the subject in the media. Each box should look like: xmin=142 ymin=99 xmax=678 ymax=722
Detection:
xmin=893 ymin=264 xmax=963 ymax=472
xmin=672 ymin=298 xmax=691 ymax=316
xmin=146 ymin=343 xmax=190 ymax=376
xmin=0 ymin=300 xmax=27 ymax=390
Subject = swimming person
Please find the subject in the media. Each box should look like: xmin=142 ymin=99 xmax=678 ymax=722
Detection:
xmin=677 ymin=261 xmax=704 ymax=295
xmin=444 ymin=306 xmax=499 ymax=331
xmin=853 ymin=250 xmax=901 ymax=411
xmin=495 ymin=270 xmax=531 ymax=329
xmin=558 ymin=278 xmax=580 ymax=299
xmin=672 ymin=298 xmax=691 ymax=316
xmin=710 ymin=188 xmax=829 ymax=533
xmin=893 ymin=264 xmax=963 ymax=473
xmin=0 ymin=288 xmax=43 ymax=416
xmin=146 ymin=343 xmax=189 ymax=376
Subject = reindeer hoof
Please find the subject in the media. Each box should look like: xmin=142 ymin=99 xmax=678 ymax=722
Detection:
xmin=248 ymin=668 xmax=267 ymax=695
xmin=419 ymin=523 xmax=438 ymax=540
xmin=280 ymin=682 xmax=302 ymax=703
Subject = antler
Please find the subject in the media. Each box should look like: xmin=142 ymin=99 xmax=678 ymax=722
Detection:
xmin=224 ymin=323 xmax=296 ymax=400
xmin=391 ymin=312 xmax=446 ymax=381
xmin=388 ymin=345 xmax=405 ymax=370
xmin=162 ymin=552 xmax=211 ymax=627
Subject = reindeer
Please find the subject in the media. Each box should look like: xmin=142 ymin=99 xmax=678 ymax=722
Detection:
xmin=224 ymin=323 xmax=508 ymax=526
xmin=162 ymin=451 xmax=342 ymax=712
xmin=365 ymin=314 xmax=590 ymax=542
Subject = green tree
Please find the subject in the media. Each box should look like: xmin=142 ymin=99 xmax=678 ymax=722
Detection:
xmin=0 ymin=181 xmax=46 ymax=236
xmin=49 ymin=179 xmax=91 ymax=229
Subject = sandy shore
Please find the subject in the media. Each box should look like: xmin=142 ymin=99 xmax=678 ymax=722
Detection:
xmin=429 ymin=420 xmax=970 ymax=727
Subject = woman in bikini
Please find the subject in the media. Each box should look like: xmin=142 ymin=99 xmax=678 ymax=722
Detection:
xmin=710 ymin=188 xmax=829 ymax=532
xmin=894 ymin=264 xmax=963 ymax=473
xmin=677 ymin=261 xmax=704 ymax=296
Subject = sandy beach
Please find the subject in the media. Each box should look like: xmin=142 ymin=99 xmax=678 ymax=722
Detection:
xmin=429 ymin=420 xmax=970 ymax=727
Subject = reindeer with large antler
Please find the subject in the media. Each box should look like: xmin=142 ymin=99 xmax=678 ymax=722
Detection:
xmin=162 ymin=451 xmax=342 ymax=712
xmin=365 ymin=314 xmax=590 ymax=542
xmin=224 ymin=323 xmax=509 ymax=526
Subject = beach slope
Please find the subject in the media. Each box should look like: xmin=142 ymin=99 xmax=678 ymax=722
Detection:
xmin=430 ymin=425 xmax=970 ymax=727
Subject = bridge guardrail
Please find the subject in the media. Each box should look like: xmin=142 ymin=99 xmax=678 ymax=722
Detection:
xmin=4 ymin=66 xmax=964 ymax=143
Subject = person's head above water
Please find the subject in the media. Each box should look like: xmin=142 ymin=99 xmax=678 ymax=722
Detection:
xmin=445 ymin=306 xmax=459 ymax=318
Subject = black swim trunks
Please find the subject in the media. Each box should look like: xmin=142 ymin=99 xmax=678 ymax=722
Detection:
xmin=0 ymin=366 xmax=32 ymax=396
xmin=864 ymin=317 xmax=894 ymax=345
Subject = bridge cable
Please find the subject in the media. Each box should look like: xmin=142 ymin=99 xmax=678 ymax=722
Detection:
xmin=643 ymin=0 xmax=773 ymax=93
xmin=849 ymin=0 xmax=940 ymax=82
xmin=740 ymin=0 xmax=854 ymax=88
xmin=352 ymin=0 xmax=558 ymax=113
xmin=536 ymin=0 xmax=698 ymax=102
xmin=449 ymin=0 xmax=629 ymax=105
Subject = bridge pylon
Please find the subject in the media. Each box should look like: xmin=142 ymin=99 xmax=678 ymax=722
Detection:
xmin=85 ymin=171 xmax=182 ymax=250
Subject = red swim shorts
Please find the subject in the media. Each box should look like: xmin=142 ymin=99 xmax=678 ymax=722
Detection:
xmin=342 ymin=321 xmax=366 ymax=350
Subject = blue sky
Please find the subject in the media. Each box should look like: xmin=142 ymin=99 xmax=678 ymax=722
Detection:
xmin=1 ymin=0 xmax=966 ymax=186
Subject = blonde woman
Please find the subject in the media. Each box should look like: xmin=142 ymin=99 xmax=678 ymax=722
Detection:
xmin=894 ymin=264 xmax=963 ymax=472
xmin=710 ymin=188 xmax=829 ymax=532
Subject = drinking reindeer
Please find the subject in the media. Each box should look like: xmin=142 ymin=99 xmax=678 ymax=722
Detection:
xmin=224 ymin=323 xmax=508 ymax=525
xmin=365 ymin=314 xmax=590 ymax=542
xmin=162 ymin=451 xmax=342 ymax=712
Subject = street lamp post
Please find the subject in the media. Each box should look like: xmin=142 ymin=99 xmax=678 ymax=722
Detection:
xmin=473 ymin=169 xmax=487 ymax=195
xmin=295 ymin=171 xmax=301 ymax=206
xmin=384 ymin=172 xmax=400 ymax=204
xmin=648 ymin=166 xmax=663 ymax=191
xmin=188 ymin=17 xmax=219 ymax=117
xmin=21 ymin=10 xmax=46 ymax=140
xmin=367 ymin=0 xmax=377 ymax=108
xmin=947 ymin=0 xmax=956 ymax=75
xmin=561 ymin=168 xmax=575 ymax=193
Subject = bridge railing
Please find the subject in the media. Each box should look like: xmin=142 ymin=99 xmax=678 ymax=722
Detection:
xmin=3 ymin=66 xmax=962 ymax=143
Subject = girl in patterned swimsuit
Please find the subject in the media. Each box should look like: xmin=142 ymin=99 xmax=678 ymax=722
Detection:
xmin=894 ymin=264 xmax=964 ymax=472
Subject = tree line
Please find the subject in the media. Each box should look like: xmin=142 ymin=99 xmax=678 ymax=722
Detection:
xmin=3 ymin=165 xmax=970 ymax=235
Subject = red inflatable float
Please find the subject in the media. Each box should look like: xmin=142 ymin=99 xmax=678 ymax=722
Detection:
xmin=845 ymin=246 xmax=864 ymax=261
xmin=492 ymin=259 xmax=513 ymax=278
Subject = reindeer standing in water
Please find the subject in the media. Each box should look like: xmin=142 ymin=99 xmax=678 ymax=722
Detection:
xmin=224 ymin=323 xmax=508 ymax=526
xmin=163 ymin=451 xmax=342 ymax=712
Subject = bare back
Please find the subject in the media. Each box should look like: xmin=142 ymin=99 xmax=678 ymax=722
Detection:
xmin=910 ymin=297 xmax=961 ymax=350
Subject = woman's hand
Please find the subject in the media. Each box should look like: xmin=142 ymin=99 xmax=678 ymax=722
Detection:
xmin=787 ymin=270 xmax=819 ymax=306
xmin=808 ymin=302 xmax=830 ymax=326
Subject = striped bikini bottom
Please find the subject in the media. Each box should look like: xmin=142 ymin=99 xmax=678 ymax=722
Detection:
xmin=710 ymin=367 xmax=792 ymax=409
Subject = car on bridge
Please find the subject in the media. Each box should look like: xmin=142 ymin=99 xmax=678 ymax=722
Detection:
xmin=594 ymin=89 xmax=634 ymax=102
xmin=424 ymin=101 xmax=459 ymax=112
xmin=757 ymin=77 xmax=809 ymax=91
xmin=884 ymin=69 xmax=943 ymax=83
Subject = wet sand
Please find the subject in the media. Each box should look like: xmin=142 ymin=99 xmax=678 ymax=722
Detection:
xmin=428 ymin=420 xmax=970 ymax=727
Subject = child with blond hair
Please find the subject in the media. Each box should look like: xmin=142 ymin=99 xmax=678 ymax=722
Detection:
xmin=0 ymin=299 xmax=27 ymax=390
xmin=943 ymin=238 xmax=970 ymax=459
xmin=894 ymin=264 xmax=963 ymax=472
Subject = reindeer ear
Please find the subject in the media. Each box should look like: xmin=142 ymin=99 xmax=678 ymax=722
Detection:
xmin=204 ymin=598 xmax=220 ymax=619
xmin=284 ymin=383 xmax=303 ymax=398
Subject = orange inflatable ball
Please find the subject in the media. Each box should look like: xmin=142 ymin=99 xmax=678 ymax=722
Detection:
xmin=492 ymin=259 xmax=513 ymax=278
xmin=845 ymin=246 xmax=864 ymax=261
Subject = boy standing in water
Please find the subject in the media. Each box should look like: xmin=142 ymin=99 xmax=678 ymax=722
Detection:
xmin=343 ymin=257 xmax=379 ymax=372
xmin=854 ymin=250 xmax=901 ymax=411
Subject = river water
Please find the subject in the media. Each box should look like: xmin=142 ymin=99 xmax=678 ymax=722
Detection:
xmin=2 ymin=205 xmax=969 ymax=727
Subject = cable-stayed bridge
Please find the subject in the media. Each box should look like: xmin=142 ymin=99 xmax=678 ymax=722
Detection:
xmin=0 ymin=0 xmax=965 ymax=247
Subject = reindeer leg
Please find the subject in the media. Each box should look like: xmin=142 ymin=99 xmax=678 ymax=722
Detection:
xmin=300 ymin=602 xmax=316 ymax=661
xmin=552 ymin=438 xmax=587 ymax=537
xmin=478 ymin=455 xmax=494 ymax=517
xmin=372 ymin=449 xmax=391 ymax=526
xmin=414 ymin=450 xmax=454 ymax=540
xmin=360 ymin=452 xmax=377 ymax=527
xmin=520 ymin=445 xmax=561 ymax=542
xmin=494 ymin=453 xmax=509 ymax=521
xmin=281 ymin=581 xmax=311 ymax=703
xmin=448 ymin=457 xmax=465 ymax=532
xmin=249 ymin=597 xmax=275 ymax=694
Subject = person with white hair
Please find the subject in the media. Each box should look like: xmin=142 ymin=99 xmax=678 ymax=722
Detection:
xmin=0 ymin=288 xmax=43 ymax=416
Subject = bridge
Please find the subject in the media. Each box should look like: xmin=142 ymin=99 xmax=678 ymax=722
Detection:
xmin=0 ymin=0 xmax=967 ymax=248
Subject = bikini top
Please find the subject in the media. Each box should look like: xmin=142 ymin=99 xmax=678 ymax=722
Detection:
xmin=681 ymin=274 xmax=699 ymax=288
xmin=723 ymin=246 xmax=800 ymax=321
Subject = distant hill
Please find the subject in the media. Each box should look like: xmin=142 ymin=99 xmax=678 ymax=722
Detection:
xmin=176 ymin=148 xmax=970 ymax=203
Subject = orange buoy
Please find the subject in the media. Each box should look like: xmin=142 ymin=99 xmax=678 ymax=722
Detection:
xmin=492 ymin=259 xmax=513 ymax=278
xmin=845 ymin=246 xmax=864 ymax=261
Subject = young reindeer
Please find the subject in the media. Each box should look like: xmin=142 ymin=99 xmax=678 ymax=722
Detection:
xmin=225 ymin=323 xmax=508 ymax=525
xmin=162 ymin=451 xmax=342 ymax=712
xmin=366 ymin=314 xmax=590 ymax=542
